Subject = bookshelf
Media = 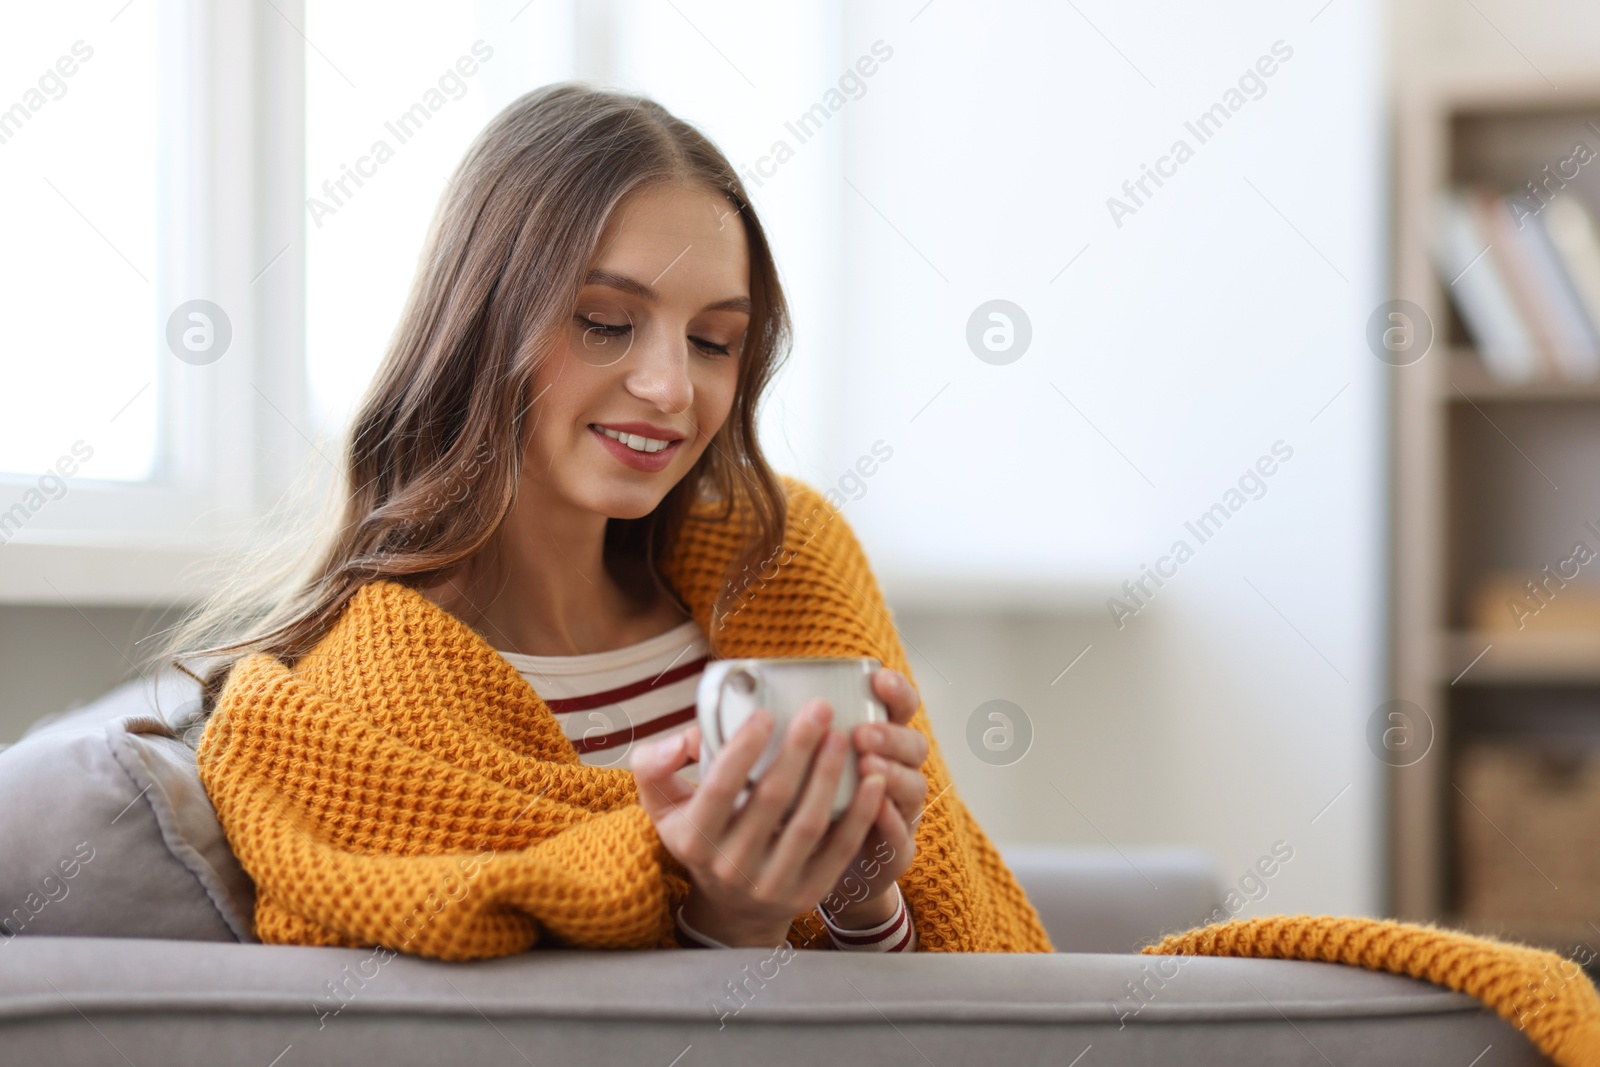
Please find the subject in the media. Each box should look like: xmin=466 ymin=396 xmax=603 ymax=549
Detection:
xmin=1445 ymin=347 xmax=1600 ymax=400
xmin=1392 ymin=70 xmax=1600 ymax=952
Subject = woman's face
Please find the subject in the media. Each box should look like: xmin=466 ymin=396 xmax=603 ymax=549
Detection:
xmin=524 ymin=183 xmax=752 ymax=520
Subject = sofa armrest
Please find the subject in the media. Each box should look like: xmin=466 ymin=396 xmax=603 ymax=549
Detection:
xmin=999 ymin=844 xmax=1223 ymax=953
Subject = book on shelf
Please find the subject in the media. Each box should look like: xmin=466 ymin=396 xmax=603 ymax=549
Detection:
xmin=1472 ymin=188 xmax=1570 ymax=380
xmin=1430 ymin=184 xmax=1600 ymax=383
xmin=1541 ymin=196 xmax=1600 ymax=378
xmin=1429 ymin=188 xmax=1538 ymax=381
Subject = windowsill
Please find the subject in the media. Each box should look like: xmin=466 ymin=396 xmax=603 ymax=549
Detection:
xmin=0 ymin=534 xmax=234 ymax=606
xmin=876 ymin=567 xmax=1108 ymax=614
xmin=0 ymin=540 xmax=1111 ymax=612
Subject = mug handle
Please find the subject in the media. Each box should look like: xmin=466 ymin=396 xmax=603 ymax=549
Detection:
xmin=716 ymin=666 xmax=760 ymax=750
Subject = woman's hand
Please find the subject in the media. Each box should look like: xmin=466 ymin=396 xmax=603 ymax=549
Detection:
xmin=818 ymin=667 xmax=929 ymax=930
xmin=631 ymin=699 xmax=887 ymax=948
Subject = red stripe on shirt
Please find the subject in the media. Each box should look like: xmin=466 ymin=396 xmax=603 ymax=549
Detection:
xmin=828 ymin=901 xmax=909 ymax=946
xmin=543 ymin=655 xmax=711 ymax=713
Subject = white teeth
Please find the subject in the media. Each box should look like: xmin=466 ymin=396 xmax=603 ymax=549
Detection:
xmin=595 ymin=425 xmax=673 ymax=453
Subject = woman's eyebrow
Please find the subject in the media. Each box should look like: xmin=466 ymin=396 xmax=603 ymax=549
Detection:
xmin=584 ymin=268 xmax=751 ymax=315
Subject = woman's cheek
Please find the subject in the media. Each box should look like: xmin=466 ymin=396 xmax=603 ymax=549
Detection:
xmin=700 ymin=368 xmax=740 ymax=439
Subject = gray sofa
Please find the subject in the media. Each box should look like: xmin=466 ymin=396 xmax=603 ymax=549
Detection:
xmin=0 ymin=675 xmax=1555 ymax=1065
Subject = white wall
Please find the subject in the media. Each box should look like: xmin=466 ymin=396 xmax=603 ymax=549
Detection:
xmin=841 ymin=0 xmax=1389 ymax=919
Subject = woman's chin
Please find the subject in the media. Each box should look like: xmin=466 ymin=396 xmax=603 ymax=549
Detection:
xmin=579 ymin=480 xmax=674 ymax=521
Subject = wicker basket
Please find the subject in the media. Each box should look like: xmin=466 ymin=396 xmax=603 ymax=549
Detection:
xmin=1469 ymin=572 xmax=1600 ymax=634
xmin=1455 ymin=742 xmax=1600 ymax=925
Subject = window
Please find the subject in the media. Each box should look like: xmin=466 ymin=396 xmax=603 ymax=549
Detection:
xmin=2 ymin=0 xmax=846 ymax=598
xmin=0 ymin=0 xmax=305 ymax=562
xmin=0 ymin=7 xmax=158 ymax=485
xmin=305 ymin=4 xmax=495 ymax=440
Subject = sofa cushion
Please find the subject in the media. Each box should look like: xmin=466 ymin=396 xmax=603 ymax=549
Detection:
xmin=0 ymin=671 xmax=255 ymax=943
xmin=1000 ymin=844 xmax=1222 ymax=953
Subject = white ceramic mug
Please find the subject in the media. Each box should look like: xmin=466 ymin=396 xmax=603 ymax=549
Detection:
xmin=697 ymin=656 xmax=888 ymax=821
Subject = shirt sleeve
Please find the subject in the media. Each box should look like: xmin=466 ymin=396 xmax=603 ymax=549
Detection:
xmin=674 ymin=902 xmax=734 ymax=948
xmin=819 ymin=883 xmax=915 ymax=951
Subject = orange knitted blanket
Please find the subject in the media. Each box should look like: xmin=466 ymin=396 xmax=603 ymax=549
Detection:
xmin=197 ymin=475 xmax=1055 ymax=960
xmin=1145 ymin=915 xmax=1600 ymax=1066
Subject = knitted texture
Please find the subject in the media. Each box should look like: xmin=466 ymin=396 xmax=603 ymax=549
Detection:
xmin=1144 ymin=915 xmax=1600 ymax=1066
xmin=197 ymin=475 xmax=1055 ymax=960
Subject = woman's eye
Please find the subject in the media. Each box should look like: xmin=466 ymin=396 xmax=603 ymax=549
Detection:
xmin=692 ymin=336 xmax=734 ymax=357
xmin=575 ymin=314 xmax=629 ymax=337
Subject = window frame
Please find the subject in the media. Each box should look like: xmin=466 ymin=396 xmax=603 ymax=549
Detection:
xmin=0 ymin=0 xmax=310 ymax=604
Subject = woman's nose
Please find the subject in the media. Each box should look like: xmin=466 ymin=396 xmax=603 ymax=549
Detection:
xmin=623 ymin=333 xmax=694 ymax=413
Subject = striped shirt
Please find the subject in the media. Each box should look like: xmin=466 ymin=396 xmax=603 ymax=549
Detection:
xmin=496 ymin=618 xmax=708 ymax=783
xmin=496 ymin=620 xmax=913 ymax=951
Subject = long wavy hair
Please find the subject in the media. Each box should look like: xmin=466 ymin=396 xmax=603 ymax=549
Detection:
xmin=148 ymin=82 xmax=792 ymax=717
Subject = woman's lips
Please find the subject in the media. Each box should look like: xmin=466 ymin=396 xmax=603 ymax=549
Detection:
xmin=589 ymin=424 xmax=681 ymax=472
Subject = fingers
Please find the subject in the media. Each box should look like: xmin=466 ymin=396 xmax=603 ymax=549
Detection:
xmin=685 ymin=707 xmax=775 ymax=843
xmin=852 ymin=720 xmax=929 ymax=772
xmin=870 ymin=667 xmax=919 ymax=727
xmin=761 ymin=717 xmax=853 ymax=884
xmin=804 ymin=771 xmax=886 ymax=893
xmin=630 ymin=730 xmax=696 ymax=808
xmin=851 ymin=717 xmax=930 ymax=826
xmin=873 ymin=785 xmax=916 ymax=859
xmin=856 ymin=749 xmax=927 ymax=827
xmin=724 ymin=699 xmax=836 ymax=860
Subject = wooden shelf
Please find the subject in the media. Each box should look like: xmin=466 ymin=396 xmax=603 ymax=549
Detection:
xmin=1444 ymin=350 xmax=1600 ymax=402
xmin=1443 ymin=630 xmax=1600 ymax=685
xmin=1390 ymin=77 xmax=1600 ymax=928
xmin=1406 ymin=68 xmax=1600 ymax=113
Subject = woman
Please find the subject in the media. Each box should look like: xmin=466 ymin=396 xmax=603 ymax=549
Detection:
xmin=160 ymin=83 xmax=1053 ymax=959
